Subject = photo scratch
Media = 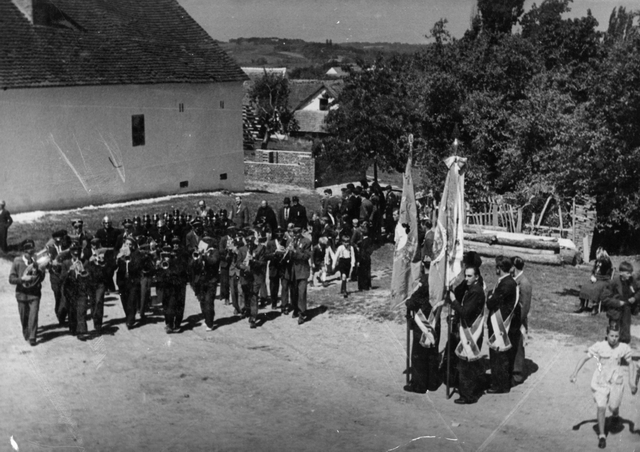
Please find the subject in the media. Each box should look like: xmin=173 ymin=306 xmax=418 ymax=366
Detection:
xmin=49 ymin=134 xmax=91 ymax=195
xmin=99 ymin=132 xmax=126 ymax=183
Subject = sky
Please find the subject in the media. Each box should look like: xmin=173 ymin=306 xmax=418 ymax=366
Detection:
xmin=177 ymin=0 xmax=639 ymax=44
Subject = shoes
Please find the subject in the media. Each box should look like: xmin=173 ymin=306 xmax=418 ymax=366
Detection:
xmin=240 ymin=310 xmax=248 ymax=319
xmin=282 ymin=306 xmax=291 ymax=315
xmin=486 ymin=388 xmax=509 ymax=394
xmin=344 ymin=292 xmax=348 ymax=298
xmin=511 ymin=378 xmax=523 ymax=387
xmin=205 ymin=326 xmax=214 ymax=331
xmin=271 ymin=303 xmax=278 ymax=310
xmin=454 ymin=397 xmax=471 ymax=405
xmin=165 ymin=326 xmax=172 ymax=334
xmin=29 ymin=339 xmax=36 ymax=346
xmin=403 ymin=384 xmax=426 ymax=394
xmin=249 ymin=319 xmax=257 ymax=329
xmin=298 ymin=316 xmax=306 ymax=325
xmin=591 ymin=307 xmax=599 ymax=316
xmin=224 ymin=299 xmax=230 ymax=306
xmin=573 ymin=307 xmax=586 ymax=314
xmin=598 ymin=437 xmax=606 ymax=449
xmin=292 ymin=311 xmax=299 ymax=318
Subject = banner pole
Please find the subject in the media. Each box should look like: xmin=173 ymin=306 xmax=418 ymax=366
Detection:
xmin=444 ymin=202 xmax=452 ymax=399
xmin=405 ymin=133 xmax=414 ymax=387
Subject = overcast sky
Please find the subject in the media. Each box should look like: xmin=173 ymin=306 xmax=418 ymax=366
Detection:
xmin=178 ymin=0 xmax=639 ymax=44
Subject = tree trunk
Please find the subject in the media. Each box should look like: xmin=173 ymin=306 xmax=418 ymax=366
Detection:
xmin=260 ymin=132 xmax=270 ymax=150
xmin=373 ymin=159 xmax=378 ymax=182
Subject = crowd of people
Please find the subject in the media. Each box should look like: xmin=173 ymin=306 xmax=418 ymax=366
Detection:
xmin=8 ymin=180 xmax=403 ymax=346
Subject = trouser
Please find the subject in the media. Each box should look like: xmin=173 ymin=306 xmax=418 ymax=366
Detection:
xmin=51 ymin=279 xmax=67 ymax=323
xmin=409 ymin=325 xmax=441 ymax=392
xmin=196 ymin=283 xmax=217 ymax=328
xmin=269 ymin=276 xmax=280 ymax=307
xmin=17 ymin=298 xmax=40 ymax=341
xmin=119 ymin=279 xmax=141 ymax=328
xmin=0 ymin=225 xmax=8 ymax=252
xmin=230 ymin=275 xmax=241 ymax=313
xmin=65 ymin=283 xmax=87 ymax=335
xmin=512 ymin=330 xmax=526 ymax=384
xmin=163 ymin=284 xmax=185 ymax=330
xmin=357 ymin=258 xmax=371 ymax=290
xmin=281 ymin=278 xmax=297 ymax=311
xmin=292 ymin=279 xmax=307 ymax=315
xmin=248 ymin=280 xmax=262 ymax=320
xmin=89 ymin=284 xmax=106 ymax=331
xmin=219 ymin=268 xmax=230 ymax=301
xmin=139 ymin=275 xmax=152 ymax=315
xmin=457 ymin=357 xmax=483 ymax=401
xmin=350 ymin=261 xmax=358 ymax=282
xmin=489 ymin=348 xmax=511 ymax=392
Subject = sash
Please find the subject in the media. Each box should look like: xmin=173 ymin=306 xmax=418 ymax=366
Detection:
xmin=488 ymin=286 xmax=520 ymax=352
xmin=415 ymin=307 xmax=438 ymax=348
xmin=455 ymin=312 xmax=485 ymax=361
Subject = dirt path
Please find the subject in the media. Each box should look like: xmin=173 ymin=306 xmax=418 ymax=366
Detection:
xmin=1 ymin=258 xmax=639 ymax=452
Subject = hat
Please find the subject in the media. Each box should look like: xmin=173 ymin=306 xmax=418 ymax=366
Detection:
xmin=198 ymin=200 xmax=205 ymax=207
xmin=123 ymin=219 xmax=133 ymax=228
xmin=90 ymin=238 xmax=101 ymax=246
xmin=160 ymin=245 xmax=173 ymax=256
xmin=292 ymin=227 xmax=302 ymax=234
xmin=292 ymin=196 xmax=299 ymax=203
xmin=171 ymin=237 xmax=181 ymax=245
xmin=283 ymin=197 xmax=291 ymax=204
xmin=354 ymin=186 xmax=362 ymax=194
xmin=385 ymin=185 xmax=393 ymax=191
xmin=52 ymin=229 xmax=67 ymax=239
xmin=346 ymin=183 xmax=355 ymax=190
xmin=71 ymin=219 xmax=83 ymax=227
xmin=22 ymin=240 xmax=35 ymax=251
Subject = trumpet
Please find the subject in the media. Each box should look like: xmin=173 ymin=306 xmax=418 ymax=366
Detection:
xmin=72 ymin=258 xmax=89 ymax=278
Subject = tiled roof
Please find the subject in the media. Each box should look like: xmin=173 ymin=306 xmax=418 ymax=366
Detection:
xmin=289 ymin=79 xmax=344 ymax=111
xmin=0 ymin=0 xmax=247 ymax=89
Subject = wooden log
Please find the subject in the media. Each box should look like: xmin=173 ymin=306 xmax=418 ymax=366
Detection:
xmin=464 ymin=242 xmax=563 ymax=265
xmin=492 ymin=237 xmax=560 ymax=252
xmin=465 ymin=241 xmax=556 ymax=256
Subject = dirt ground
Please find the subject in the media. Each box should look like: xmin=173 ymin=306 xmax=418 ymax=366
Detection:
xmin=2 ymin=258 xmax=640 ymax=452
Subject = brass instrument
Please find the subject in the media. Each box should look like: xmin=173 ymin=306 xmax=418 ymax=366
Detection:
xmin=160 ymin=260 xmax=170 ymax=270
xmin=71 ymin=258 xmax=89 ymax=279
xmin=22 ymin=250 xmax=49 ymax=288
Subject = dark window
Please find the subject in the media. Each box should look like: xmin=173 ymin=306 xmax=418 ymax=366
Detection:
xmin=319 ymin=98 xmax=329 ymax=111
xmin=132 ymin=115 xmax=145 ymax=147
xmin=179 ymin=181 xmax=189 ymax=188
xmin=220 ymin=100 xmax=225 ymax=109
xmin=268 ymin=152 xmax=275 ymax=164
xmin=220 ymin=173 xmax=228 ymax=180
xmin=179 ymin=103 xmax=184 ymax=112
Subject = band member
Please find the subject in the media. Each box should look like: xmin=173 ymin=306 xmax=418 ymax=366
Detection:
xmin=486 ymin=256 xmax=520 ymax=394
xmin=86 ymin=244 xmax=114 ymax=333
xmin=287 ymin=227 xmax=311 ymax=324
xmin=196 ymin=200 xmax=211 ymax=219
xmin=248 ymin=232 xmax=268 ymax=328
xmin=62 ymin=243 xmax=91 ymax=339
xmin=357 ymin=223 xmax=373 ymax=291
xmin=189 ymin=237 xmax=220 ymax=331
xmin=185 ymin=219 xmax=205 ymax=253
xmin=265 ymin=228 xmax=286 ymax=309
xmin=9 ymin=240 xmax=44 ymax=346
xmin=311 ymin=237 xmax=330 ymax=287
xmin=46 ymin=229 xmax=71 ymax=324
xmin=290 ymin=196 xmax=308 ymax=230
xmin=230 ymin=196 xmax=250 ymax=228
xmin=448 ymin=266 xmax=486 ymax=404
xmin=95 ymin=216 xmax=121 ymax=292
xmin=218 ymin=227 xmax=235 ymax=305
xmin=227 ymin=236 xmax=244 ymax=316
xmin=137 ymin=236 xmax=156 ymax=320
xmin=237 ymin=231 xmax=256 ymax=325
xmin=115 ymin=238 xmax=145 ymax=329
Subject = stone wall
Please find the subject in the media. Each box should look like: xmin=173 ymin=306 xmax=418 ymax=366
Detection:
xmin=245 ymin=150 xmax=315 ymax=190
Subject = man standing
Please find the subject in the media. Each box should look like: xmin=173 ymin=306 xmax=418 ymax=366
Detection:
xmin=115 ymin=238 xmax=144 ymax=329
xmin=278 ymin=197 xmax=292 ymax=229
xmin=265 ymin=228 xmax=286 ymax=309
xmin=486 ymin=256 xmax=520 ymax=394
xmin=196 ymin=200 xmax=211 ymax=219
xmin=448 ymin=266 xmax=486 ymax=404
xmin=384 ymin=185 xmax=399 ymax=241
xmin=46 ymin=229 xmax=71 ymax=324
xmin=288 ymin=227 xmax=311 ymax=324
xmin=189 ymin=238 xmax=220 ymax=331
xmin=601 ymin=261 xmax=639 ymax=344
xmin=231 ymin=196 xmax=250 ymax=228
xmin=290 ymin=196 xmax=308 ymax=230
xmin=0 ymin=200 xmax=13 ymax=253
xmin=9 ymin=240 xmax=43 ymax=346
xmin=254 ymin=200 xmax=278 ymax=232
xmin=322 ymin=189 xmax=341 ymax=219
xmin=511 ymin=256 xmax=532 ymax=386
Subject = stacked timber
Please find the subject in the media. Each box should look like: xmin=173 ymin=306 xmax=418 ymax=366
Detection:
xmin=463 ymin=228 xmax=569 ymax=265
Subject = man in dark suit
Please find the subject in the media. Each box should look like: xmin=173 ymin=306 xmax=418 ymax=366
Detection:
xmin=9 ymin=240 xmax=43 ymax=346
xmin=265 ymin=228 xmax=286 ymax=309
xmin=0 ymin=200 xmax=13 ymax=253
xmin=486 ymin=255 xmax=520 ymax=394
xmin=254 ymin=200 xmax=278 ymax=232
xmin=601 ymin=261 xmax=640 ymax=344
xmin=322 ymin=189 xmax=342 ymax=218
xmin=287 ymin=227 xmax=312 ymax=324
xmin=384 ymin=185 xmax=399 ymax=240
xmin=290 ymin=196 xmax=308 ymax=230
xmin=46 ymin=229 xmax=72 ymax=324
xmin=511 ymin=256 xmax=532 ymax=386
xmin=449 ymin=265 xmax=486 ymax=404
xmin=230 ymin=196 xmax=250 ymax=228
xmin=278 ymin=197 xmax=293 ymax=229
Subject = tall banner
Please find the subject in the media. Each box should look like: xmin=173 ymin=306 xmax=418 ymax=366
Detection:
xmin=428 ymin=156 xmax=467 ymax=352
xmin=389 ymin=155 xmax=422 ymax=310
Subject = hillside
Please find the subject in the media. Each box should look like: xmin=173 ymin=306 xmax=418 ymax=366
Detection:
xmin=218 ymin=37 xmax=426 ymax=76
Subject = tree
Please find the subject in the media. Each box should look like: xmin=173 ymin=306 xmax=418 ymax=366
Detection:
xmin=477 ymin=0 xmax=525 ymax=34
xmin=248 ymin=72 xmax=298 ymax=149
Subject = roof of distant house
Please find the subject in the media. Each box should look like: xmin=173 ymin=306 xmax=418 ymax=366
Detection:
xmin=0 ymin=0 xmax=247 ymax=89
xmin=288 ymin=79 xmax=344 ymax=111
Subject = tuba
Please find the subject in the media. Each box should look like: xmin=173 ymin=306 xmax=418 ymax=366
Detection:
xmin=22 ymin=249 xmax=51 ymax=288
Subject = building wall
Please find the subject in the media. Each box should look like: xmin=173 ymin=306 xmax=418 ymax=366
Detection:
xmin=0 ymin=82 xmax=245 ymax=212
xmin=244 ymin=150 xmax=315 ymax=190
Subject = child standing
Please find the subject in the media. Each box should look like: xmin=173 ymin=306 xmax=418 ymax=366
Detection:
xmin=333 ymin=234 xmax=355 ymax=298
xmin=570 ymin=323 xmax=637 ymax=449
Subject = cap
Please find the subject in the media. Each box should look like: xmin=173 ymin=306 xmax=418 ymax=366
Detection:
xmin=385 ymin=185 xmax=392 ymax=191
xmin=90 ymin=238 xmax=101 ymax=246
xmin=171 ymin=237 xmax=181 ymax=245
xmin=283 ymin=197 xmax=291 ymax=204
xmin=292 ymin=227 xmax=302 ymax=234
xmin=71 ymin=219 xmax=83 ymax=227
xmin=22 ymin=240 xmax=35 ymax=251
xmin=292 ymin=196 xmax=299 ymax=203
xmin=52 ymin=229 xmax=67 ymax=239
